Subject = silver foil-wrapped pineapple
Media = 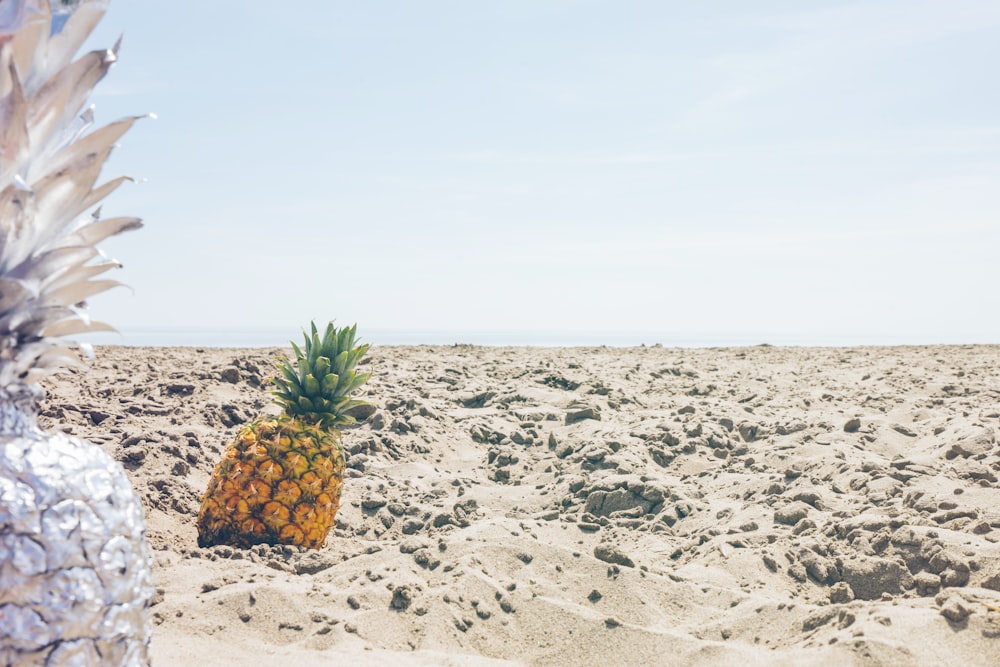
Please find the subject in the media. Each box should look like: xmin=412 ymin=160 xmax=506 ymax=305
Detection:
xmin=0 ymin=1 xmax=153 ymax=664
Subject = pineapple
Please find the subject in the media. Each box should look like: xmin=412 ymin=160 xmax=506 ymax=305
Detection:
xmin=0 ymin=1 xmax=153 ymax=664
xmin=197 ymin=322 xmax=370 ymax=550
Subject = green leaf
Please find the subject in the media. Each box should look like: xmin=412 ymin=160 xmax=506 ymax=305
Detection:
xmin=315 ymin=355 xmax=331 ymax=378
xmin=337 ymin=326 xmax=353 ymax=355
xmin=330 ymin=397 xmax=352 ymax=412
xmin=321 ymin=322 xmax=338 ymax=352
xmin=304 ymin=374 xmax=320 ymax=397
xmin=322 ymin=372 xmax=339 ymax=394
xmin=332 ymin=398 xmax=368 ymax=421
xmin=278 ymin=363 xmax=299 ymax=388
xmin=297 ymin=396 xmax=315 ymax=412
xmin=272 ymin=392 xmax=295 ymax=408
xmin=333 ymin=350 xmax=349 ymax=375
xmin=345 ymin=371 xmax=370 ymax=395
xmin=335 ymin=369 xmax=354 ymax=394
xmin=309 ymin=331 xmax=322 ymax=366
xmin=347 ymin=345 xmax=369 ymax=370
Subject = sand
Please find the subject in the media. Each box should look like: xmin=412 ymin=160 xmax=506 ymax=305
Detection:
xmin=38 ymin=343 xmax=1000 ymax=666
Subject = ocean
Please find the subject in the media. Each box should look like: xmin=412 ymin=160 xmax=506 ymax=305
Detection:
xmin=71 ymin=328 xmax=997 ymax=349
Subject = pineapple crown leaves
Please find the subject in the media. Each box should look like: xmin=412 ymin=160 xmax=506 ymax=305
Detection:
xmin=0 ymin=0 xmax=144 ymax=388
xmin=271 ymin=321 xmax=371 ymax=427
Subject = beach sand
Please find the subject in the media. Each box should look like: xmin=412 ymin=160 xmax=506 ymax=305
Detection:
xmin=39 ymin=344 xmax=1000 ymax=666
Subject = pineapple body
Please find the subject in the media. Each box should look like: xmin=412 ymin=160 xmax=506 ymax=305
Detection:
xmin=197 ymin=415 xmax=346 ymax=549
xmin=1 ymin=402 xmax=153 ymax=666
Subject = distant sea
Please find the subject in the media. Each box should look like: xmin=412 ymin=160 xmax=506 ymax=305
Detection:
xmin=72 ymin=328 xmax=998 ymax=349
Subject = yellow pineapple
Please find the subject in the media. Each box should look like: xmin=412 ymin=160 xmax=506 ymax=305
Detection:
xmin=197 ymin=322 xmax=370 ymax=549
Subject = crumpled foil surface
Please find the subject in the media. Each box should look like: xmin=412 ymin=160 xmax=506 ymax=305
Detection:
xmin=1 ymin=425 xmax=153 ymax=666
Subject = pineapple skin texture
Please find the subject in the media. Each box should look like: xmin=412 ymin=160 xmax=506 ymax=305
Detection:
xmin=0 ymin=431 xmax=154 ymax=666
xmin=196 ymin=415 xmax=346 ymax=550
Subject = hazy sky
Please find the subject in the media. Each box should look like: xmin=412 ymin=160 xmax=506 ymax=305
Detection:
xmin=80 ymin=0 xmax=999 ymax=345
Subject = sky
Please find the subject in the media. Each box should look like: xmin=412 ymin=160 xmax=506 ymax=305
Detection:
xmin=74 ymin=0 xmax=1000 ymax=346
